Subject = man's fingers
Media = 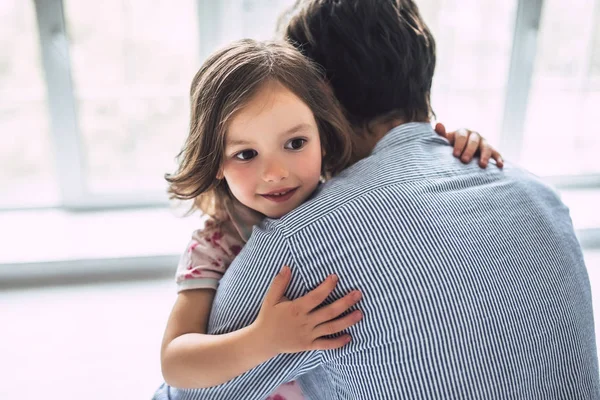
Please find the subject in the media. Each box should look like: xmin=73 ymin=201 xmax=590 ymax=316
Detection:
xmin=478 ymin=140 xmax=492 ymax=168
xmin=263 ymin=266 xmax=291 ymax=306
xmin=460 ymin=131 xmax=480 ymax=163
xmin=452 ymin=128 xmax=469 ymax=157
xmin=311 ymin=290 xmax=362 ymax=324
xmin=311 ymin=335 xmax=352 ymax=351
xmin=296 ymin=274 xmax=339 ymax=311
xmin=314 ymin=310 xmax=363 ymax=337
xmin=492 ymin=150 xmax=504 ymax=168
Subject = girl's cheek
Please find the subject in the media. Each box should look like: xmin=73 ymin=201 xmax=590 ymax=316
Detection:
xmin=297 ymin=143 xmax=323 ymax=176
xmin=224 ymin=162 xmax=255 ymax=191
xmin=223 ymin=160 xmax=245 ymax=179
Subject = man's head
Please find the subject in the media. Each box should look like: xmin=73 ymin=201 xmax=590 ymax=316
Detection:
xmin=282 ymin=0 xmax=436 ymax=130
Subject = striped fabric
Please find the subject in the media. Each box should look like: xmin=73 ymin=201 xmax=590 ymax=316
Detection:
xmin=153 ymin=122 xmax=599 ymax=400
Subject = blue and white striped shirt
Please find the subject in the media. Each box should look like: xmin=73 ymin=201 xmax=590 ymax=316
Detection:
xmin=154 ymin=122 xmax=599 ymax=399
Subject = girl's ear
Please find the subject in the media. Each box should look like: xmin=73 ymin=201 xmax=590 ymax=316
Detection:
xmin=216 ymin=168 xmax=224 ymax=180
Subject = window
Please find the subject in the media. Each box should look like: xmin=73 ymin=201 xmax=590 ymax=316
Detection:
xmin=63 ymin=0 xmax=200 ymax=195
xmin=521 ymin=0 xmax=600 ymax=177
xmin=420 ymin=0 xmax=518 ymax=147
xmin=1 ymin=0 xmax=598 ymax=283
xmin=0 ymin=0 xmax=58 ymax=208
xmin=2 ymin=0 xmax=599 ymax=209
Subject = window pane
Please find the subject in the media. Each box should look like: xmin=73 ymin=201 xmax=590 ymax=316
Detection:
xmin=214 ymin=0 xmax=296 ymax=46
xmin=521 ymin=0 xmax=600 ymax=176
xmin=420 ymin=0 xmax=517 ymax=147
xmin=0 ymin=1 xmax=58 ymax=208
xmin=63 ymin=0 xmax=200 ymax=194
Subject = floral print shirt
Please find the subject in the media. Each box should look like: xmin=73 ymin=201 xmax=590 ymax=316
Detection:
xmin=175 ymin=218 xmax=244 ymax=292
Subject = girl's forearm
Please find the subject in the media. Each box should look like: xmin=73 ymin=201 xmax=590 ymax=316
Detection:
xmin=161 ymin=322 xmax=275 ymax=389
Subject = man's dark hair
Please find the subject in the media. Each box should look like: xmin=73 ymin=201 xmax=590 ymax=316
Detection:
xmin=283 ymin=0 xmax=436 ymax=128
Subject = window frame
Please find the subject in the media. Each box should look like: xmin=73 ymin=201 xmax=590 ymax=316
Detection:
xmin=26 ymin=0 xmax=600 ymax=212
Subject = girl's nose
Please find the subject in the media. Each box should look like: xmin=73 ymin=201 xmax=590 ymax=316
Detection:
xmin=261 ymin=159 xmax=289 ymax=182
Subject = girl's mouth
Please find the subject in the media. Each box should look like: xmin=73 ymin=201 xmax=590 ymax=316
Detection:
xmin=260 ymin=187 xmax=299 ymax=203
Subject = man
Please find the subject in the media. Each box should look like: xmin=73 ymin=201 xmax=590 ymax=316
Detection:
xmin=155 ymin=0 xmax=599 ymax=398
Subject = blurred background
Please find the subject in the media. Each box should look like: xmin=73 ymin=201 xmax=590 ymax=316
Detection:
xmin=1 ymin=0 xmax=599 ymax=398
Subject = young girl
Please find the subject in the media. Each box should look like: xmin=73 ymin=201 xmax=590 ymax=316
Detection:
xmin=159 ymin=39 xmax=502 ymax=399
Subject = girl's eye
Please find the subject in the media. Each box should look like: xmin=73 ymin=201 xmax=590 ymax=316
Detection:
xmin=234 ymin=150 xmax=257 ymax=161
xmin=285 ymin=138 xmax=307 ymax=150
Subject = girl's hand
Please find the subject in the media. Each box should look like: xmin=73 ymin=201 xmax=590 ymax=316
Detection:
xmin=434 ymin=122 xmax=504 ymax=169
xmin=252 ymin=266 xmax=363 ymax=358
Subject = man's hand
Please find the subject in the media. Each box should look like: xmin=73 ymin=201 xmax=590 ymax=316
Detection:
xmin=252 ymin=266 xmax=363 ymax=358
xmin=434 ymin=122 xmax=504 ymax=169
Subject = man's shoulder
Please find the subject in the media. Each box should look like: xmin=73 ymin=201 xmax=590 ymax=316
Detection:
xmin=274 ymin=160 xmax=380 ymax=237
xmin=259 ymin=156 xmax=563 ymax=241
xmin=501 ymin=164 xmax=562 ymax=201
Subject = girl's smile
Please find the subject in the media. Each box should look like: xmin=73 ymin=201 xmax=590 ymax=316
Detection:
xmin=259 ymin=187 xmax=299 ymax=203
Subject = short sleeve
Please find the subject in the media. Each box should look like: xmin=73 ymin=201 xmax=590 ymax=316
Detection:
xmin=175 ymin=218 xmax=245 ymax=292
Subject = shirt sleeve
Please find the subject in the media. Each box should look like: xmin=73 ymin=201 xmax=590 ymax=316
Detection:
xmin=175 ymin=218 xmax=245 ymax=292
xmin=163 ymin=224 xmax=323 ymax=399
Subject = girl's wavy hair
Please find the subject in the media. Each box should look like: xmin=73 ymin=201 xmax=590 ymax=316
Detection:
xmin=166 ymin=39 xmax=356 ymax=220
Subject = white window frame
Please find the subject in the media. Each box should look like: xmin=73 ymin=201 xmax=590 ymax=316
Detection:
xmin=29 ymin=0 xmax=600 ymax=212
xmin=0 ymin=0 xmax=596 ymax=285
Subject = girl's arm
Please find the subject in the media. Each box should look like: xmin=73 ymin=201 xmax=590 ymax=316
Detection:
xmin=160 ymin=219 xmax=257 ymax=388
xmin=160 ymin=267 xmax=363 ymax=389
xmin=160 ymin=288 xmax=268 ymax=389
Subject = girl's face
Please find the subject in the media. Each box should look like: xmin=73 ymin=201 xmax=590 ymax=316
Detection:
xmin=222 ymin=80 xmax=323 ymax=219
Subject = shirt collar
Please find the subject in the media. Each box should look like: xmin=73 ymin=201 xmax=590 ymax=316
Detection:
xmin=372 ymin=122 xmax=438 ymax=155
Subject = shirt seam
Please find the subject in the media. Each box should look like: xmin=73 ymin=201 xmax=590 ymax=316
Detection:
xmin=281 ymin=229 xmax=327 ymax=368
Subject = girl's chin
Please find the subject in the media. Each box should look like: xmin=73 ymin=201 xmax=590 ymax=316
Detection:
xmin=263 ymin=210 xmax=288 ymax=219
xmin=257 ymin=200 xmax=298 ymax=219
xmin=262 ymin=205 xmax=295 ymax=219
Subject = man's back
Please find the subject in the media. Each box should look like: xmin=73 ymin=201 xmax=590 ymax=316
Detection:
xmin=278 ymin=123 xmax=598 ymax=398
xmin=198 ymin=122 xmax=598 ymax=400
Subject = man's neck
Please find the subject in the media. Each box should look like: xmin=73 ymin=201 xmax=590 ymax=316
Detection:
xmin=353 ymin=116 xmax=429 ymax=158
xmin=369 ymin=117 xmax=407 ymax=143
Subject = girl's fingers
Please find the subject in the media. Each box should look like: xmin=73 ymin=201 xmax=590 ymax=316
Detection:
xmin=492 ymin=150 xmax=504 ymax=168
xmin=452 ymin=128 xmax=469 ymax=157
xmin=263 ymin=266 xmax=291 ymax=307
xmin=460 ymin=131 xmax=480 ymax=163
xmin=311 ymin=290 xmax=362 ymax=324
xmin=445 ymin=130 xmax=455 ymax=144
xmin=478 ymin=140 xmax=492 ymax=168
xmin=435 ymin=122 xmax=457 ymax=144
xmin=434 ymin=122 xmax=448 ymax=139
xmin=296 ymin=274 xmax=339 ymax=312
xmin=310 ymin=335 xmax=352 ymax=351
xmin=314 ymin=310 xmax=363 ymax=337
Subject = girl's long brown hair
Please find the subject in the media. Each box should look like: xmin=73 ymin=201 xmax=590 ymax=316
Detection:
xmin=166 ymin=39 xmax=356 ymax=220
